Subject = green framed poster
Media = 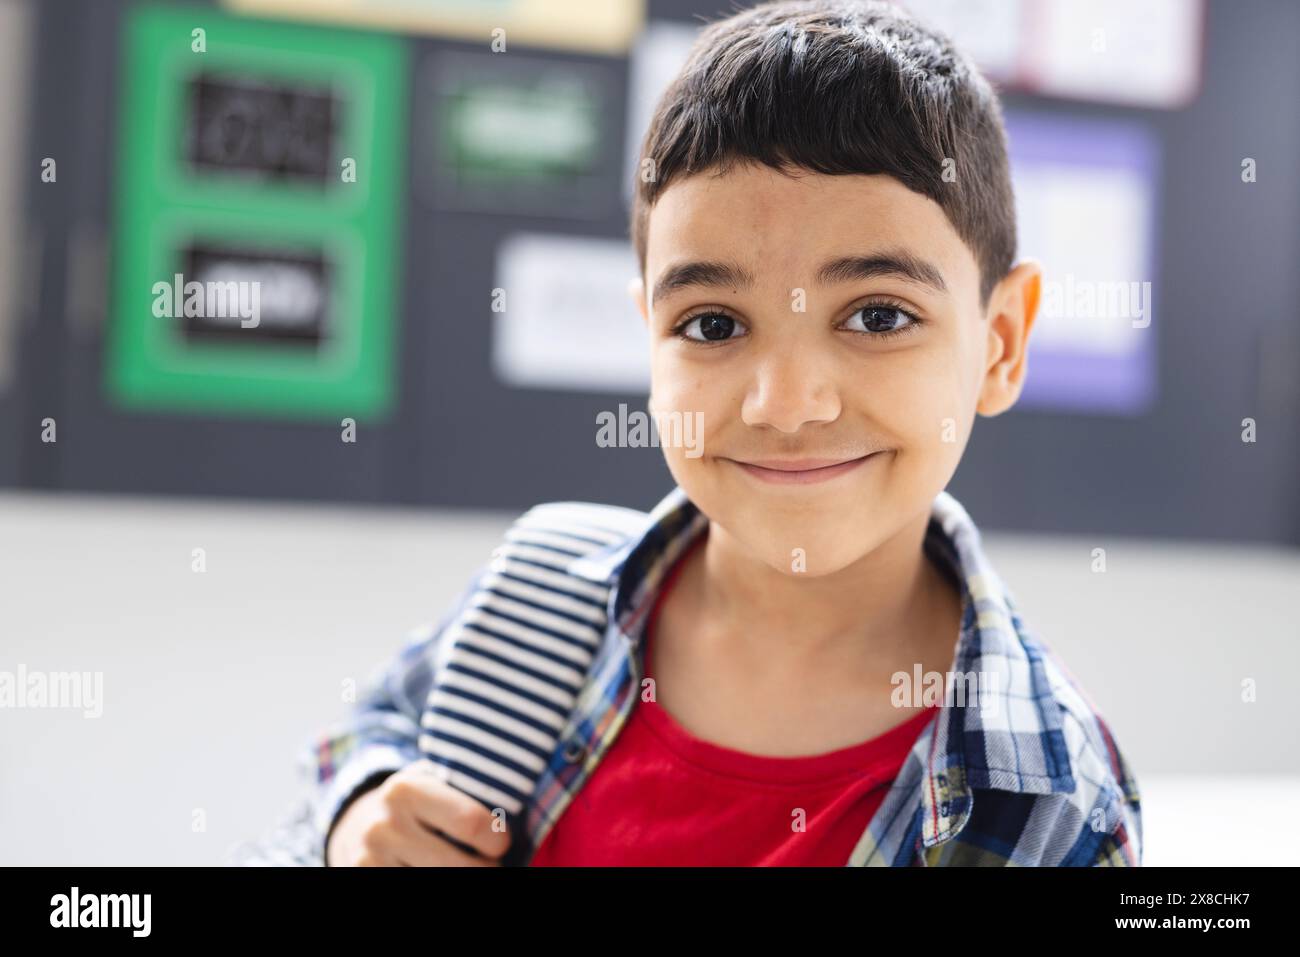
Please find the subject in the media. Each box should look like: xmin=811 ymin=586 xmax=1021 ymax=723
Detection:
xmin=419 ymin=50 xmax=609 ymax=218
xmin=108 ymin=4 xmax=407 ymax=420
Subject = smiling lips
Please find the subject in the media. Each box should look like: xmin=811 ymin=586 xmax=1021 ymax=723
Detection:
xmin=727 ymin=453 xmax=883 ymax=484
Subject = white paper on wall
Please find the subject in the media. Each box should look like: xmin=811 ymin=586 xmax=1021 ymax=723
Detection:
xmin=1025 ymin=0 xmax=1202 ymax=108
xmin=1016 ymin=163 xmax=1152 ymax=356
xmin=492 ymin=233 xmax=651 ymax=393
xmin=906 ymin=0 xmax=1202 ymax=108
xmin=900 ymin=0 xmax=1025 ymax=83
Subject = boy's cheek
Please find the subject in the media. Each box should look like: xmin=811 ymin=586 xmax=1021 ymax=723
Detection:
xmin=650 ymin=363 xmax=713 ymax=407
xmin=650 ymin=373 xmax=726 ymax=454
xmin=877 ymin=352 xmax=980 ymax=454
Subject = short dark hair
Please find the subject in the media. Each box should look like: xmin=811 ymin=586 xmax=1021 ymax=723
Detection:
xmin=631 ymin=0 xmax=1016 ymax=305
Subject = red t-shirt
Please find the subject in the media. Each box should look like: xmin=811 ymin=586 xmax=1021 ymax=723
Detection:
xmin=530 ymin=534 xmax=941 ymax=866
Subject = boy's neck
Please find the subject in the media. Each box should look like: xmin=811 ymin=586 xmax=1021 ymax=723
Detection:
xmin=674 ymin=509 xmax=962 ymax=681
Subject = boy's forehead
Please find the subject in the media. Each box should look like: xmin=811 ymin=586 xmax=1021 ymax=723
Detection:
xmin=644 ymin=164 xmax=979 ymax=301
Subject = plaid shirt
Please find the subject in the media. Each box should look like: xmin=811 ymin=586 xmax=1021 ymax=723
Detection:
xmin=232 ymin=484 xmax=1142 ymax=867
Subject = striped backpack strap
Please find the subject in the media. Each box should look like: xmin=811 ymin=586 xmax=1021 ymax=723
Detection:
xmin=416 ymin=500 xmax=647 ymax=839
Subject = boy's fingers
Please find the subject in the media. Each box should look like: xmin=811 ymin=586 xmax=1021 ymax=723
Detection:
xmin=388 ymin=762 xmax=513 ymax=860
xmin=392 ymin=821 xmax=501 ymax=867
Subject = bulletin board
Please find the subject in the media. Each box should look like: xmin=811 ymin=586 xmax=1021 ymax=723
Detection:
xmin=107 ymin=4 xmax=407 ymax=420
xmin=7 ymin=0 xmax=1297 ymax=547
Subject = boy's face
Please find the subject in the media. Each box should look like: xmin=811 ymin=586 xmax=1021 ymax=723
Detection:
xmin=631 ymin=161 xmax=1039 ymax=577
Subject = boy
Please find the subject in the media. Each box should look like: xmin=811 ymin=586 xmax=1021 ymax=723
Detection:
xmin=252 ymin=0 xmax=1141 ymax=867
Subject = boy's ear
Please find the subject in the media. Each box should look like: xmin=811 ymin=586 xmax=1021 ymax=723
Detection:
xmin=977 ymin=259 xmax=1042 ymax=417
xmin=628 ymin=276 xmax=649 ymax=326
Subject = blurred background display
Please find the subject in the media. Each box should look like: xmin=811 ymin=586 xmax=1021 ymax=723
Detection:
xmin=7 ymin=0 xmax=1289 ymax=540
xmin=108 ymin=6 xmax=405 ymax=419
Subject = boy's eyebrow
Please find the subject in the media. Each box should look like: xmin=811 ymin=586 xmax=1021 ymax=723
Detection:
xmin=651 ymin=260 xmax=755 ymax=307
xmin=816 ymin=251 xmax=949 ymax=294
xmin=650 ymin=249 xmax=948 ymax=306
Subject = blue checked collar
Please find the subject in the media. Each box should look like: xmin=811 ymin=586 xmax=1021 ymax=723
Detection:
xmin=563 ymin=484 xmax=1078 ymax=844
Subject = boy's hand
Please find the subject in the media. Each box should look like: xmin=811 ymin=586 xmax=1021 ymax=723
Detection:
xmin=326 ymin=761 xmax=511 ymax=867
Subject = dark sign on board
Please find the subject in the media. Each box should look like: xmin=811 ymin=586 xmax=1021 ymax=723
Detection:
xmin=176 ymin=243 xmax=333 ymax=347
xmin=185 ymin=72 xmax=338 ymax=183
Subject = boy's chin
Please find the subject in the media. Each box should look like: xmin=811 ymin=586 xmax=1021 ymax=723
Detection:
xmin=725 ymin=522 xmax=887 ymax=579
xmin=772 ymin=543 xmax=880 ymax=579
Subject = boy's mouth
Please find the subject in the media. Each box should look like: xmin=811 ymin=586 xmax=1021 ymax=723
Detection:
xmin=723 ymin=453 xmax=883 ymax=485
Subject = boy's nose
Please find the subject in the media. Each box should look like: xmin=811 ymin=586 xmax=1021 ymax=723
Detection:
xmin=740 ymin=350 xmax=842 ymax=433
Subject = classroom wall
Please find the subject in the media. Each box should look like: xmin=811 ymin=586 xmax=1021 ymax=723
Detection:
xmin=1 ymin=0 xmax=1297 ymax=545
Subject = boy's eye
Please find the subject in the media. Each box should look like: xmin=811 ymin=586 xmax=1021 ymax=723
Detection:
xmin=675 ymin=311 xmax=747 ymax=342
xmin=844 ymin=304 xmax=919 ymax=335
